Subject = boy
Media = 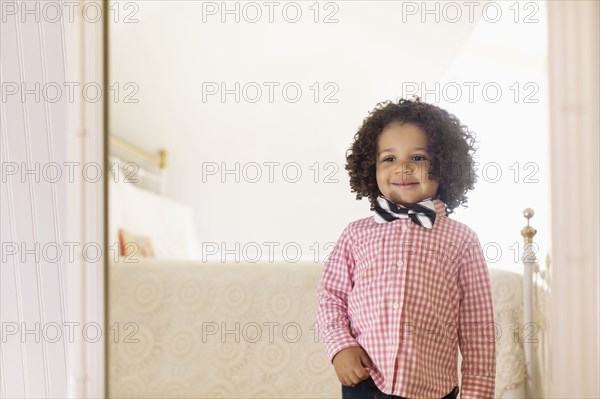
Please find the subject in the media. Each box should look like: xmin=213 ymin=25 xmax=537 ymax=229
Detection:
xmin=317 ymin=98 xmax=496 ymax=399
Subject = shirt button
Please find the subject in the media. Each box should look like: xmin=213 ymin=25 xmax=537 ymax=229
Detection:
xmin=393 ymin=302 xmax=400 ymax=309
xmin=401 ymin=224 xmax=408 ymax=232
xmin=396 ymin=259 xmax=404 ymax=267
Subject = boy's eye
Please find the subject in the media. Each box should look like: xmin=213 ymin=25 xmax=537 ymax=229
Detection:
xmin=381 ymin=155 xmax=428 ymax=162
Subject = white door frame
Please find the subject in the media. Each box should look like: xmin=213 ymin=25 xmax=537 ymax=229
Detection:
xmin=64 ymin=1 xmax=106 ymax=397
xmin=547 ymin=1 xmax=600 ymax=398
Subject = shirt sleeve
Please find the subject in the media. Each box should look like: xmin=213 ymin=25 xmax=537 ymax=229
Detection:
xmin=457 ymin=232 xmax=497 ymax=398
xmin=316 ymin=224 xmax=361 ymax=362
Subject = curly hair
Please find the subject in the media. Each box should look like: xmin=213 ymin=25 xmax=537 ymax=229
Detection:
xmin=345 ymin=97 xmax=479 ymax=216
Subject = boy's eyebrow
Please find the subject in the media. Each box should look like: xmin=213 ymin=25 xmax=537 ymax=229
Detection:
xmin=378 ymin=147 xmax=429 ymax=155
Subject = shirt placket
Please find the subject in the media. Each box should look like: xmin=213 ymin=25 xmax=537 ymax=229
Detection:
xmin=385 ymin=220 xmax=409 ymax=393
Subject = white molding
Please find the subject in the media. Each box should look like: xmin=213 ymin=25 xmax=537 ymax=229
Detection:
xmin=63 ymin=1 xmax=105 ymax=397
xmin=547 ymin=1 xmax=600 ymax=397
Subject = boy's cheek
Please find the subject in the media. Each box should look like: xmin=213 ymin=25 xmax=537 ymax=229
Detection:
xmin=427 ymin=164 xmax=441 ymax=181
xmin=427 ymin=171 xmax=440 ymax=182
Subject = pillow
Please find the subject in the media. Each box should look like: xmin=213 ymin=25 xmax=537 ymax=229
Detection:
xmin=109 ymin=171 xmax=202 ymax=260
xmin=118 ymin=228 xmax=155 ymax=258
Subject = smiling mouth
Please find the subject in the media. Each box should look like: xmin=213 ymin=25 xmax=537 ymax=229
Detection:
xmin=392 ymin=183 xmax=418 ymax=187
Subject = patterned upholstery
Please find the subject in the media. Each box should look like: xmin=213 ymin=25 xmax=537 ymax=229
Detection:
xmin=109 ymin=260 xmax=545 ymax=398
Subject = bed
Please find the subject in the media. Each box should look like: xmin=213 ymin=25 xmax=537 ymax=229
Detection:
xmin=107 ymin=136 xmax=550 ymax=398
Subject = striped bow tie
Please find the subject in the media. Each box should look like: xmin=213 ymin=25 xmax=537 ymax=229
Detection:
xmin=373 ymin=195 xmax=437 ymax=229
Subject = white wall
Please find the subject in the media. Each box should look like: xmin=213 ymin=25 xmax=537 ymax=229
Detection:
xmin=109 ymin=1 xmax=486 ymax=261
xmin=1 ymin=4 xmax=69 ymax=396
xmin=110 ymin=1 xmax=550 ymax=271
xmin=1 ymin=0 xmax=105 ymax=397
xmin=547 ymin=1 xmax=599 ymax=397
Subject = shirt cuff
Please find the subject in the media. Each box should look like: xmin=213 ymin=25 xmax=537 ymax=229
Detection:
xmin=459 ymin=374 xmax=495 ymax=399
xmin=323 ymin=330 xmax=360 ymax=363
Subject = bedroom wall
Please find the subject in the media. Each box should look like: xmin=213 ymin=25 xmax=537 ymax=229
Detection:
xmin=1 ymin=10 xmax=70 ymax=396
xmin=547 ymin=1 xmax=600 ymax=396
xmin=109 ymin=2 xmax=550 ymax=270
xmin=1 ymin=0 xmax=105 ymax=396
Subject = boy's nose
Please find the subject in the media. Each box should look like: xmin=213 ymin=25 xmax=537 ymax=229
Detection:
xmin=395 ymin=161 xmax=417 ymax=175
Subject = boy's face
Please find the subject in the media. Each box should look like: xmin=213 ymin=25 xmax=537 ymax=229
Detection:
xmin=375 ymin=122 xmax=439 ymax=207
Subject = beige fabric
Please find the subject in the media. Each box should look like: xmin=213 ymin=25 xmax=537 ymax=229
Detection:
xmin=109 ymin=260 xmax=543 ymax=398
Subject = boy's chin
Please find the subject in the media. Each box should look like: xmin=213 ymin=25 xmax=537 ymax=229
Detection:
xmin=389 ymin=196 xmax=417 ymax=207
xmin=388 ymin=194 xmax=433 ymax=207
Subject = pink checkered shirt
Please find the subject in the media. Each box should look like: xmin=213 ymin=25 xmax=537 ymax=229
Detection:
xmin=317 ymin=199 xmax=496 ymax=399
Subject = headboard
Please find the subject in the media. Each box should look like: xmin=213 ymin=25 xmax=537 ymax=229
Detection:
xmin=108 ymin=134 xmax=168 ymax=194
xmin=107 ymin=135 xmax=202 ymax=260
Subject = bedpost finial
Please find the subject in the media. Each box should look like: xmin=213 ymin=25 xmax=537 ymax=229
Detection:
xmin=159 ymin=149 xmax=168 ymax=169
xmin=521 ymin=208 xmax=537 ymax=243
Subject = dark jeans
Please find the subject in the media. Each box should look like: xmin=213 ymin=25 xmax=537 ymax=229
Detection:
xmin=342 ymin=378 xmax=459 ymax=399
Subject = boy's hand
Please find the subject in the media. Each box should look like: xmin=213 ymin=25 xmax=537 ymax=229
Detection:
xmin=332 ymin=346 xmax=373 ymax=387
